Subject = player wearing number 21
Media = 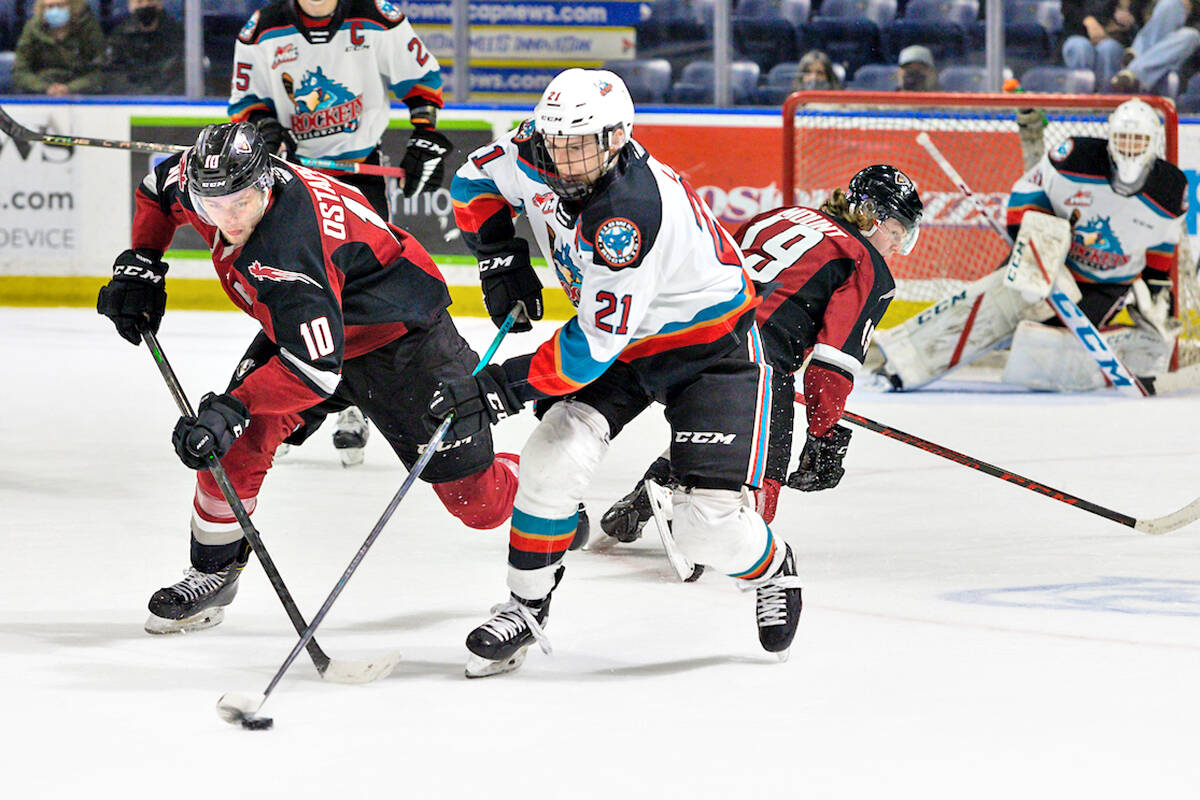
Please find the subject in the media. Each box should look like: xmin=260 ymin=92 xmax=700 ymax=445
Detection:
xmin=96 ymin=123 xmax=520 ymax=635
xmin=436 ymin=68 xmax=802 ymax=677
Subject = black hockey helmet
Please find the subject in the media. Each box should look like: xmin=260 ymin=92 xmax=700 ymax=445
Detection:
xmin=848 ymin=164 xmax=923 ymax=254
xmin=185 ymin=122 xmax=273 ymax=199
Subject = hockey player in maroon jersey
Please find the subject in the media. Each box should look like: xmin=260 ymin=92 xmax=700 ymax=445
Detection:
xmin=601 ymin=165 xmax=922 ymax=537
xmin=96 ymin=122 xmax=518 ymax=634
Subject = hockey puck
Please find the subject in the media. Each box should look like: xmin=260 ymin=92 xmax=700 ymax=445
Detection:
xmin=241 ymin=716 xmax=274 ymax=731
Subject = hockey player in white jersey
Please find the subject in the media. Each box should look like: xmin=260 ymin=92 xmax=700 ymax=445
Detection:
xmin=870 ymin=99 xmax=1187 ymax=392
xmin=432 ymin=68 xmax=801 ymax=676
xmin=229 ymin=0 xmax=453 ymax=464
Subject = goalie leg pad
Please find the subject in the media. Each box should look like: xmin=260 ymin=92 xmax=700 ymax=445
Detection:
xmin=1002 ymin=320 xmax=1173 ymax=390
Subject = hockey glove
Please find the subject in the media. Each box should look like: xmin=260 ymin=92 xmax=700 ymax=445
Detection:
xmin=787 ymin=425 xmax=852 ymax=492
xmin=172 ymin=393 xmax=251 ymax=470
xmin=96 ymin=249 xmax=168 ymax=345
xmin=254 ymin=116 xmax=296 ymax=160
xmin=400 ymin=126 xmax=453 ymax=197
xmin=427 ymin=364 xmax=523 ymax=441
xmin=478 ymin=239 xmax=544 ymax=332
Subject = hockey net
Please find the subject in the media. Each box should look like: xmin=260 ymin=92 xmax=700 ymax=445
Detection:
xmin=782 ymin=91 xmax=1200 ymax=370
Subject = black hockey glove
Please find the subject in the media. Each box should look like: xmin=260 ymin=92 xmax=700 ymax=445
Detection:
xmin=478 ymin=238 xmax=544 ymax=332
xmin=172 ymin=393 xmax=251 ymax=470
xmin=787 ymin=425 xmax=852 ymax=492
xmin=400 ymin=126 xmax=453 ymax=197
xmin=254 ymin=116 xmax=296 ymax=159
xmin=427 ymin=364 xmax=523 ymax=441
xmin=96 ymin=248 xmax=168 ymax=345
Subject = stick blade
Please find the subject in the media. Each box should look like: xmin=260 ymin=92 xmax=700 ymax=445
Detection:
xmin=216 ymin=692 xmax=263 ymax=725
xmin=320 ymin=651 xmax=402 ymax=684
xmin=1135 ymin=496 xmax=1200 ymax=535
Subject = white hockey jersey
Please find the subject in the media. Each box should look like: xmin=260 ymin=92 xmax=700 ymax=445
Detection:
xmin=1006 ymin=136 xmax=1186 ymax=285
xmin=228 ymin=0 xmax=442 ymax=162
xmin=451 ymin=120 xmax=760 ymax=399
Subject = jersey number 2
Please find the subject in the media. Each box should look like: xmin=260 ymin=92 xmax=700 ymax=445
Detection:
xmin=595 ymin=291 xmax=632 ymax=334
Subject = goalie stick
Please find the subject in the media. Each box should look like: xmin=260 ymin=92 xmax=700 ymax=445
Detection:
xmin=217 ymin=303 xmax=526 ymax=730
xmin=0 ymin=104 xmax=405 ymax=178
xmin=142 ymin=330 xmax=401 ymax=684
xmin=915 ymin=131 xmax=1149 ymax=398
xmin=796 ymin=392 xmax=1199 ymax=535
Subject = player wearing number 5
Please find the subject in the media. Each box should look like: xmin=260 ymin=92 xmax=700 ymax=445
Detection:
xmin=97 ymin=123 xmax=519 ymax=635
xmin=436 ymin=68 xmax=802 ymax=676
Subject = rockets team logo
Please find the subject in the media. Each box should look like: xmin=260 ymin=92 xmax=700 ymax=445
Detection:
xmin=595 ymin=218 xmax=641 ymax=268
xmin=248 ymin=260 xmax=322 ymax=288
xmin=283 ymin=67 xmax=364 ymax=140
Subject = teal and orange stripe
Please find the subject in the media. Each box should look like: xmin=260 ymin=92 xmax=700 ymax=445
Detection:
xmin=731 ymin=533 xmax=776 ymax=581
xmin=510 ymin=508 xmax=579 ymax=554
xmin=229 ymin=98 xmax=272 ymax=122
xmin=452 ymin=193 xmax=512 ymax=233
xmin=620 ymin=272 xmax=759 ymax=362
xmin=527 ymin=326 xmax=592 ymax=396
xmin=746 ymin=325 xmax=771 ymax=488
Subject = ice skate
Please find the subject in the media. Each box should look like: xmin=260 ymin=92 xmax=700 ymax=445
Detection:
xmin=754 ymin=545 xmax=803 ymax=660
xmin=144 ymin=556 xmax=249 ymax=634
xmin=600 ymin=456 xmax=674 ymax=542
xmin=332 ymin=406 xmax=369 ymax=467
xmin=465 ymin=595 xmax=552 ymax=678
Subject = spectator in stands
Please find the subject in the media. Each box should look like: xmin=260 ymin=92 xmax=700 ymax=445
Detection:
xmin=12 ymin=0 xmax=105 ymax=96
xmin=1110 ymin=0 xmax=1200 ymax=93
xmin=104 ymin=0 xmax=185 ymax=95
xmin=1061 ymin=0 xmax=1145 ymax=89
xmin=897 ymin=45 xmax=940 ymax=91
xmin=792 ymin=49 xmax=843 ymax=91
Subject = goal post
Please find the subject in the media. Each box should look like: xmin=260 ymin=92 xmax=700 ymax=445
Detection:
xmin=780 ymin=90 xmax=1197 ymax=370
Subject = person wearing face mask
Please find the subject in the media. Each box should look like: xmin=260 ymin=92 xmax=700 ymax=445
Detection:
xmin=896 ymin=45 xmax=940 ymax=92
xmin=12 ymin=0 xmax=105 ymax=96
xmin=104 ymin=0 xmax=185 ymax=95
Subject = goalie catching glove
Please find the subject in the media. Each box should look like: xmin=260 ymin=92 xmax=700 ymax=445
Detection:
xmin=787 ymin=425 xmax=852 ymax=492
xmin=172 ymin=393 xmax=250 ymax=470
xmin=96 ymin=249 xmax=168 ymax=345
xmin=400 ymin=125 xmax=453 ymax=197
xmin=427 ymin=364 xmax=523 ymax=440
xmin=478 ymin=239 xmax=544 ymax=332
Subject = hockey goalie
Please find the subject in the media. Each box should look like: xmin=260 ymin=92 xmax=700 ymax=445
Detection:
xmin=869 ymin=98 xmax=1188 ymax=392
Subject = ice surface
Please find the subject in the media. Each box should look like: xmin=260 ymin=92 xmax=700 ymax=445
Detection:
xmin=2 ymin=308 xmax=1198 ymax=798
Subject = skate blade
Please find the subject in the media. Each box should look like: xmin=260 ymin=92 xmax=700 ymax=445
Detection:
xmin=775 ymin=648 xmax=791 ymax=663
xmin=464 ymin=647 xmax=528 ymax=678
xmin=144 ymin=606 xmax=225 ymax=635
xmin=337 ymin=447 xmax=366 ymax=467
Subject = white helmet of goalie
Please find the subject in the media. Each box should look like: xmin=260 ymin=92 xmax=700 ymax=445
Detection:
xmin=1107 ymin=99 xmax=1162 ymax=195
xmin=532 ymin=68 xmax=635 ymax=200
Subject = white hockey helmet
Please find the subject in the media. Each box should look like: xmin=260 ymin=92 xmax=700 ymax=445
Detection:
xmin=532 ymin=68 xmax=635 ymax=200
xmin=1107 ymin=99 xmax=1162 ymax=195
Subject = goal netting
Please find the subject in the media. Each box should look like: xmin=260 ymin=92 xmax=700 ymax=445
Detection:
xmin=782 ymin=91 xmax=1199 ymax=370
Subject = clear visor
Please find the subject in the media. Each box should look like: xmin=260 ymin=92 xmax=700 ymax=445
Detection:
xmin=859 ymin=199 xmax=921 ymax=255
xmin=188 ymin=181 xmax=270 ymax=229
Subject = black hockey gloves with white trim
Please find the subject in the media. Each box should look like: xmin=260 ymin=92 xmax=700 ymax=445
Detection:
xmin=172 ymin=393 xmax=250 ymax=470
xmin=253 ymin=116 xmax=296 ymax=159
xmin=97 ymin=248 xmax=168 ymax=345
xmin=427 ymin=364 xmax=523 ymax=441
xmin=787 ymin=425 xmax=852 ymax=492
xmin=400 ymin=126 xmax=453 ymax=197
xmin=478 ymin=238 xmax=543 ymax=332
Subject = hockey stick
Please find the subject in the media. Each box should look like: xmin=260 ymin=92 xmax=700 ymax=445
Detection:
xmin=915 ymin=131 xmax=1149 ymax=397
xmin=217 ymin=303 xmax=526 ymax=730
xmin=141 ymin=330 xmax=399 ymax=685
xmin=797 ymin=392 xmax=1200 ymax=535
xmin=0 ymin=104 xmax=405 ymax=177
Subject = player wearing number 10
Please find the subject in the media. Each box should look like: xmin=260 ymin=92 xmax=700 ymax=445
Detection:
xmin=437 ymin=68 xmax=801 ymax=676
xmin=96 ymin=123 xmax=519 ymax=635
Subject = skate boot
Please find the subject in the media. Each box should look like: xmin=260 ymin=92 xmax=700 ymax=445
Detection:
xmin=465 ymin=593 xmax=553 ymax=678
xmin=332 ymin=406 xmax=369 ymax=467
xmin=569 ymin=503 xmax=590 ymax=551
xmin=755 ymin=544 xmax=803 ymax=660
xmin=145 ymin=549 xmax=250 ymax=634
xmin=600 ymin=456 xmax=674 ymax=543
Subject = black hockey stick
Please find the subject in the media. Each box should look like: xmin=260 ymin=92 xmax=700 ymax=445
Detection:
xmin=141 ymin=330 xmax=400 ymax=684
xmin=799 ymin=392 xmax=1200 ymax=535
xmin=217 ymin=304 xmax=527 ymax=730
xmin=0 ymin=104 xmax=405 ymax=177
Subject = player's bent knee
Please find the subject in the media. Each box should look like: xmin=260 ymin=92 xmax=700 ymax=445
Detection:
xmin=432 ymin=456 xmax=519 ymax=530
xmin=672 ymin=487 xmax=770 ymax=574
xmin=516 ymin=400 xmax=609 ymax=517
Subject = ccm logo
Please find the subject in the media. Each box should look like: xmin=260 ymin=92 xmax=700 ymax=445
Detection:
xmin=675 ymin=431 xmax=737 ymax=444
xmin=479 ymin=254 xmax=515 ymax=272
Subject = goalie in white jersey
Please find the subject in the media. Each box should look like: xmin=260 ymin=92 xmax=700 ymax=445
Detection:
xmin=432 ymin=68 xmax=802 ymax=676
xmin=871 ymin=99 xmax=1187 ymax=392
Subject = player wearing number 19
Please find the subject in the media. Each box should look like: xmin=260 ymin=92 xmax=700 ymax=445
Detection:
xmin=96 ymin=122 xmax=519 ymax=634
xmin=438 ymin=68 xmax=801 ymax=676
